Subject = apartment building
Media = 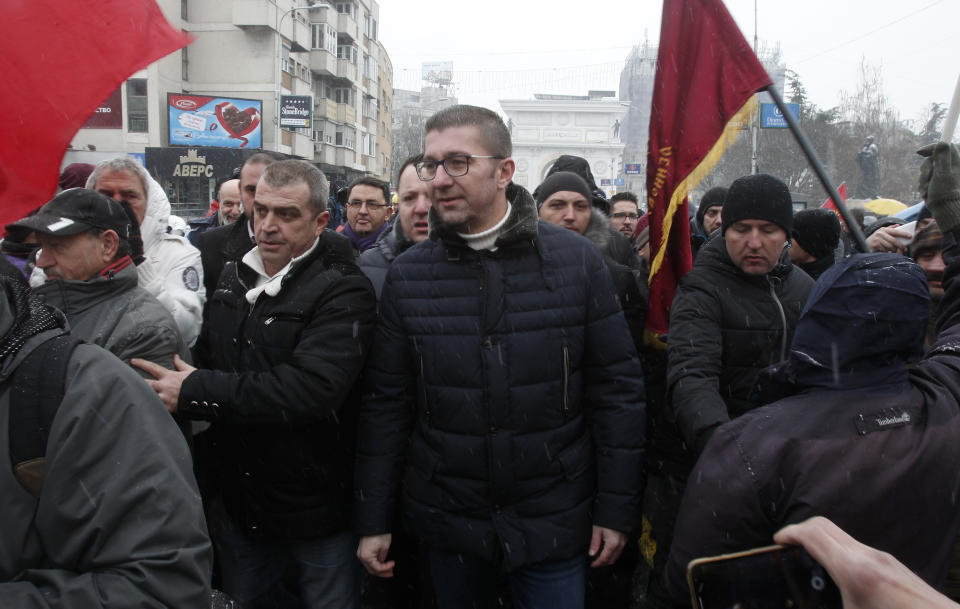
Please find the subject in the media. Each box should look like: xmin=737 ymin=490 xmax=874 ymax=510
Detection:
xmin=65 ymin=0 xmax=392 ymax=216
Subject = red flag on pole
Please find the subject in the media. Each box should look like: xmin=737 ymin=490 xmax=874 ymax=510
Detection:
xmin=645 ymin=0 xmax=772 ymax=339
xmin=0 ymin=0 xmax=191 ymax=228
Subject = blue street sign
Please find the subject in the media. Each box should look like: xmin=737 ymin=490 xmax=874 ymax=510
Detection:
xmin=600 ymin=178 xmax=612 ymax=186
xmin=624 ymin=163 xmax=642 ymax=175
xmin=614 ymin=178 xmax=625 ymax=186
xmin=760 ymin=103 xmax=799 ymax=129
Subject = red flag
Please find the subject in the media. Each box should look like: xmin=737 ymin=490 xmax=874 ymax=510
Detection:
xmin=645 ymin=0 xmax=772 ymax=338
xmin=0 ymin=0 xmax=191 ymax=228
xmin=821 ymin=182 xmax=848 ymax=227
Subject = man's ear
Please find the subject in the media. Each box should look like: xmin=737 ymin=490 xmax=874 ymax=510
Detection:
xmin=314 ymin=210 xmax=330 ymax=235
xmin=100 ymin=229 xmax=120 ymax=262
xmin=496 ymin=159 xmax=515 ymax=189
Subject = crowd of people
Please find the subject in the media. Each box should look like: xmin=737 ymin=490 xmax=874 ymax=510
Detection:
xmin=2 ymin=105 xmax=959 ymax=609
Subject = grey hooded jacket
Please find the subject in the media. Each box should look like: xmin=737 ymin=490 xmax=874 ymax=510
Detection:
xmin=32 ymin=260 xmax=187 ymax=372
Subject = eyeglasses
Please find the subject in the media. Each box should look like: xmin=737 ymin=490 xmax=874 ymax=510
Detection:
xmin=611 ymin=212 xmax=639 ymax=220
xmin=346 ymin=199 xmax=389 ymax=210
xmin=415 ymin=154 xmax=505 ymax=181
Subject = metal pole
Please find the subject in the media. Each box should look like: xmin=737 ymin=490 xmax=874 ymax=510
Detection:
xmin=942 ymin=73 xmax=960 ymax=142
xmin=764 ymin=84 xmax=871 ymax=253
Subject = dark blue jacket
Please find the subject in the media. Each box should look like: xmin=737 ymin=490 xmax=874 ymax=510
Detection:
xmin=354 ymin=184 xmax=646 ymax=570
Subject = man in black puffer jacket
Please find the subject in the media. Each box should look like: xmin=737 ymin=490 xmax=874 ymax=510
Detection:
xmin=637 ymin=174 xmax=812 ymax=609
xmin=355 ymin=106 xmax=645 ymax=609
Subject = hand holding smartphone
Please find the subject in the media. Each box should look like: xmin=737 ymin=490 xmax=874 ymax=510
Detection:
xmin=687 ymin=544 xmax=841 ymax=609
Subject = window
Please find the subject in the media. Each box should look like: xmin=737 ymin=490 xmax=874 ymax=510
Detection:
xmin=126 ymin=78 xmax=148 ymax=133
xmin=311 ymin=23 xmax=337 ymax=54
xmin=181 ymin=0 xmax=187 ymax=20
xmin=335 ymin=3 xmax=354 ymax=17
xmin=364 ymin=54 xmax=377 ymax=82
xmin=335 ymin=130 xmax=343 ymax=146
xmin=334 ymin=87 xmax=354 ymax=107
xmin=337 ymin=45 xmax=356 ymax=65
xmin=181 ymin=41 xmax=188 ymax=81
xmin=365 ymin=15 xmax=377 ymax=40
xmin=282 ymin=45 xmax=292 ymax=74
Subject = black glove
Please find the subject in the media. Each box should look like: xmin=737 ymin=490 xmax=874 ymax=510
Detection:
xmin=918 ymin=142 xmax=960 ymax=232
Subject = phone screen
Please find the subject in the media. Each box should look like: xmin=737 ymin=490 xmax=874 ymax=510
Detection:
xmin=687 ymin=544 xmax=842 ymax=609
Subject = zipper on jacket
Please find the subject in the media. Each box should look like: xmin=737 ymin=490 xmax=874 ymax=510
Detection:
xmin=768 ymin=277 xmax=788 ymax=361
xmin=561 ymin=345 xmax=570 ymax=418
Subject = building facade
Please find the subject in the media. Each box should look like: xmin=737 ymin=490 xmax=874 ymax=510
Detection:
xmin=499 ymin=92 xmax=628 ymax=196
xmin=66 ymin=0 xmax=392 ymax=217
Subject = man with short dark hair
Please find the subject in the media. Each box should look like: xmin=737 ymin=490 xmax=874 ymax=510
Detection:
xmin=354 ymin=105 xmax=645 ymax=609
xmin=8 ymin=189 xmax=187 ymax=373
xmin=342 ymin=176 xmax=391 ymax=255
xmin=359 ymin=155 xmax=430 ymax=299
xmin=194 ymin=152 xmax=284 ymax=299
xmin=135 ymin=159 xmax=376 ymax=609
xmin=610 ymin=191 xmax=640 ymax=239
xmin=187 ymin=176 xmax=243 ymax=246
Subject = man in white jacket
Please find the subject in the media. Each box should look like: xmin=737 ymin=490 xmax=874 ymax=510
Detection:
xmin=87 ymin=158 xmax=205 ymax=346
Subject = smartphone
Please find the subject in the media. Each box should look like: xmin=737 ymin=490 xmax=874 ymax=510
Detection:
xmin=687 ymin=544 xmax=841 ymax=609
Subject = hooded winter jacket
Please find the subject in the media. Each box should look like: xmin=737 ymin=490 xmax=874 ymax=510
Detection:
xmin=180 ymin=229 xmax=376 ymax=540
xmin=87 ymin=166 xmax=205 ymax=346
xmin=665 ymin=244 xmax=960 ymax=602
xmin=666 ymin=232 xmax=813 ymax=455
xmin=0 ymin=266 xmax=211 ymax=608
xmin=33 ymin=260 xmax=187 ymax=372
xmin=354 ymin=184 xmax=646 ymax=570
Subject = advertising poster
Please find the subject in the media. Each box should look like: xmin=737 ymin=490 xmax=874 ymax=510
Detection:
xmin=280 ymin=95 xmax=313 ymax=128
xmin=84 ymin=87 xmax=123 ymax=129
xmin=168 ymin=93 xmax=262 ymax=148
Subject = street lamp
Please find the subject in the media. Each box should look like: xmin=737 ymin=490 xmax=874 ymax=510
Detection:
xmin=275 ymin=2 xmax=312 ymax=152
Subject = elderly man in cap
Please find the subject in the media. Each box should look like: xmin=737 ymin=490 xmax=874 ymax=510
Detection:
xmin=7 ymin=189 xmax=187 ymax=374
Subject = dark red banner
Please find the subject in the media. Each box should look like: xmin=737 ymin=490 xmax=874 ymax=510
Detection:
xmin=645 ymin=0 xmax=772 ymax=336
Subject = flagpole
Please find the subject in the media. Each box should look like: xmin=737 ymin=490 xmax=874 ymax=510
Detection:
xmin=764 ymin=84 xmax=871 ymax=253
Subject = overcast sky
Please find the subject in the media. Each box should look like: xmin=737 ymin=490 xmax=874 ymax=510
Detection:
xmin=379 ymin=0 xmax=959 ymax=130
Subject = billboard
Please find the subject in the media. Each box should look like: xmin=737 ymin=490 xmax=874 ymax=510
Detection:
xmin=84 ymin=87 xmax=123 ymax=129
xmin=422 ymin=61 xmax=453 ymax=83
xmin=280 ymin=95 xmax=313 ymax=128
xmin=168 ymin=93 xmax=262 ymax=148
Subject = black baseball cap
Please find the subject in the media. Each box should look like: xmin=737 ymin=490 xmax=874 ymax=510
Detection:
xmin=6 ymin=188 xmax=133 ymax=239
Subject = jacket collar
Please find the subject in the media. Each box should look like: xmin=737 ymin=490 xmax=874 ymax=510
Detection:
xmin=33 ymin=262 xmax=139 ymax=315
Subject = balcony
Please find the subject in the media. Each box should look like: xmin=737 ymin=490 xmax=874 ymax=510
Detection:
xmin=336 ymin=58 xmax=357 ymax=81
xmin=336 ymin=104 xmax=357 ymax=125
xmin=314 ymin=142 xmax=336 ymax=166
xmin=337 ymin=12 xmax=359 ymax=42
xmin=310 ymin=50 xmax=336 ymax=77
xmin=314 ymin=98 xmax=338 ymax=121
xmin=232 ymin=0 xmax=271 ymax=28
xmin=335 ymin=147 xmax=356 ymax=167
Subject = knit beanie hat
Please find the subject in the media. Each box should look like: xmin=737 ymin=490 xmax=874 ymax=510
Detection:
xmin=792 ymin=208 xmax=841 ymax=260
xmin=721 ymin=174 xmax=793 ymax=235
xmin=696 ymin=186 xmax=728 ymax=227
xmin=910 ymin=220 xmax=942 ymax=260
xmin=535 ymin=172 xmax=593 ymax=210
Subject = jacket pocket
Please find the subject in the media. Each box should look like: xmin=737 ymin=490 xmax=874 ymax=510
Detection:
xmin=556 ymin=433 xmax=593 ymax=480
xmin=561 ymin=345 xmax=570 ymax=419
